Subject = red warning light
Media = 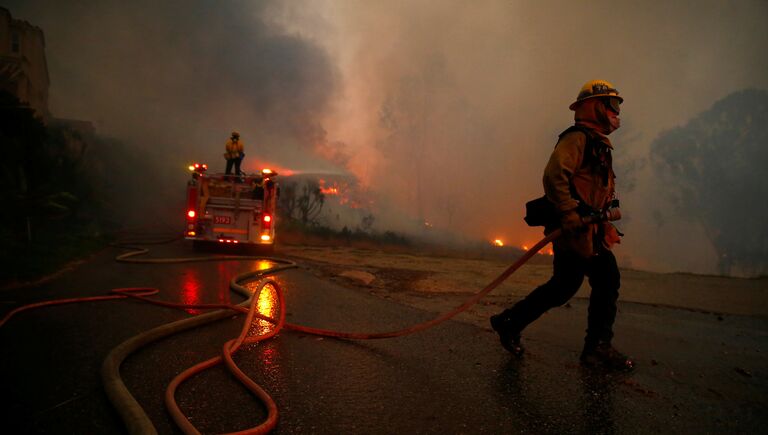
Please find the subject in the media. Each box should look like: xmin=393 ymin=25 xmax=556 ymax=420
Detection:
xmin=187 ymin=210 xmax=196 ymax=218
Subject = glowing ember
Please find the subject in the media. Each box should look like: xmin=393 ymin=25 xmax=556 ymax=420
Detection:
xmin=493 ymin=239 xmax=504 ymax=247
xmin=321 ymin=187 xmax=339 ymax=195
xmin=521 ymin=244 xmax=554 ymax=255
xmin=319 ymin=178 xmax=341 ymax=196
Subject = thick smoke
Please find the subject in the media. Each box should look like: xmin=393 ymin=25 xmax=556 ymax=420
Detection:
xmin=5 ymin=0 xmax=341 ymax=173
xmin=299 ymin=0 xmax=768 ymax=274
xmin=6 ymin=1 xmax=768 ymax=274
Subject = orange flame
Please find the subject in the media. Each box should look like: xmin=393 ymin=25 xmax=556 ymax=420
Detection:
xmin=321 ymin=186 xmax=340 ymax=195
xmin=319 ymin=178 xmax=341 ymax=196
xmin=242 ymin=161 xmax=295 ymax=176
xmin=521 ymin=243 xmax=554 ymax=255
xmin=317 ymin=178 xmax=368 ymax=209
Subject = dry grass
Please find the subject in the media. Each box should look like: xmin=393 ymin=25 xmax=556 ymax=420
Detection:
xmin=279 ymin=244 xmax=768 ymax=318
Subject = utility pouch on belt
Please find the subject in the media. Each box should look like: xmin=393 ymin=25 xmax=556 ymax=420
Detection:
xmin=524 ymin=195 xmax=558 ymax=227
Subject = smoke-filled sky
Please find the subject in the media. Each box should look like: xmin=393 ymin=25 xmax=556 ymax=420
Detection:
xmin=6 ymin=0 xmax=768 ymax=275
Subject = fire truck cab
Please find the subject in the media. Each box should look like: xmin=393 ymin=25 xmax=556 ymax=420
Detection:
xmin=184 ymin=164 xmax=278 ymax=251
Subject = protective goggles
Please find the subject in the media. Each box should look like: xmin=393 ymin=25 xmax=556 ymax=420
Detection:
xmin=604 ymin=97 xmax=621 ymax=114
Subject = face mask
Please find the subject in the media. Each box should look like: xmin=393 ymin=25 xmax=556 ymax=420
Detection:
xmin=607 ymin=111 xmax=621 ymax=132
xmin=598 ymin=99 xmax=621 ymax=134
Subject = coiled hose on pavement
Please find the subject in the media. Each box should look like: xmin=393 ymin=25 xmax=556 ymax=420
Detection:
xmin=1 ymin=229 xmax=561 ymax=434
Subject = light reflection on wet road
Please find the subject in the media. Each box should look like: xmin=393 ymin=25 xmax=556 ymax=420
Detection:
xmin=1 ymin=240 xmax=766 ymax=434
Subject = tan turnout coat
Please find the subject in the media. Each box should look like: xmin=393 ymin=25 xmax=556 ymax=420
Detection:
xmin=224 ymin=138 xmax=244 ymax=160
xmin=543 ymin=126 xmax=621 ymax=257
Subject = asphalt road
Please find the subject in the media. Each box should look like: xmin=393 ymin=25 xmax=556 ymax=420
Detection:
xmin=1 ymin=240 xmax=766 ymax=434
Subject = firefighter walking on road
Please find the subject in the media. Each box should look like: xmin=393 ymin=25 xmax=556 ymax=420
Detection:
xmin=491 ymin=80 xmax=633 ymax=370
xmin=224 ymin=131 xmax=245 ymax=176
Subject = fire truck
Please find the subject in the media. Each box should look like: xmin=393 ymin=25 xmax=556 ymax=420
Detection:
xmin=184 ymin=163 xmax=278 ymax=251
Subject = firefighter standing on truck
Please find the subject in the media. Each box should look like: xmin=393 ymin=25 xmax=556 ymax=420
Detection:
xmin=490 ymin=80 xmax=632 ymax=370
xmin=224 ymin=131 xmax=244 ymax=176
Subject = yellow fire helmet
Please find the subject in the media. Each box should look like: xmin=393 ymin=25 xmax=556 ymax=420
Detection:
xmin=569 ymin=79 xmax=623 ymax=110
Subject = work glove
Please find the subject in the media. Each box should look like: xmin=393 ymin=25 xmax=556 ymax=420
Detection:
xmin=560 ymin=210 xmax=585 ymax=233
xmin=602 ymin=222 xmax=622 ymax=249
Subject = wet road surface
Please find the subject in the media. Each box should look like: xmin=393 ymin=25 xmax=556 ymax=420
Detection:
xmin=1 ymin=240 xmax=766 ymax=433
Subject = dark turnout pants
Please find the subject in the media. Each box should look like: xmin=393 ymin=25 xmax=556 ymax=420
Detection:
xmin=225 ymin=157 xmax=242 ymax=175
xmin=498 ymin=244 xmax=621 ymax=346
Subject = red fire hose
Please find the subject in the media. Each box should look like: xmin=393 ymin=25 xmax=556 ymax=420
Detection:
xmin=285 ymin=229 xmax=562 ymax=339
xmin=1 ymin=228 xmax=566 ymax=434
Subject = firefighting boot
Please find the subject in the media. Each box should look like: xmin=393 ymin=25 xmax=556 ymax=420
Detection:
xmin=490 ymin=314 xmax=524 ymax=357
xmin=580 ymin=342 xmax=634 ymax=371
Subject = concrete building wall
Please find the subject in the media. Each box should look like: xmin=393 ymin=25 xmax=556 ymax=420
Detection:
xmin=0 ymin=7 xmax=50 ymax=120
